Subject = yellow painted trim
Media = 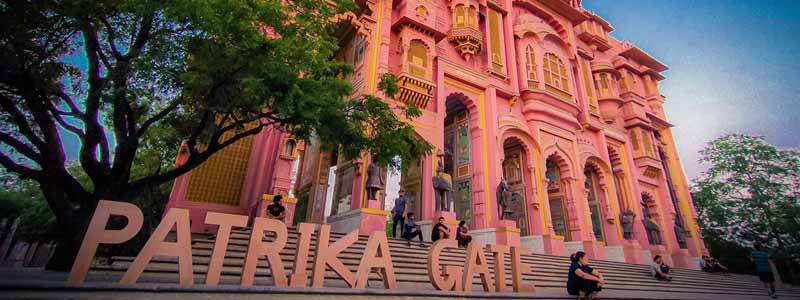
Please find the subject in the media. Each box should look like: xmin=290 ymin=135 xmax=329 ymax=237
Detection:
xmin=534 ymin=149 xmax=549 ymax=233
xmin=358 ymin=0 xmax=385 ymax=209
xmin=543 ymin=234 xmax=565 ymax=240
xmin=605 ymin=175 xmax=623 ymax=240
xmin=496 ymin=226 xmax=521 ymax=233
xmin=262 ymin=194 xmax=297 ymax=203
xmin=663 ymin=130 xmax=703 ymax=255
xmin=618 ymin=147 xmax=635 ymax=211
xmin=360 ymin=207 xmax=389 ymax=216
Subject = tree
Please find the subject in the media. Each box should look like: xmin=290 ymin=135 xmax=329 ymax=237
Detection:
xmin=693 ymin=134 xmax=800 ymax=282
xmin=0 ymin=0 xmax=430 ymax=270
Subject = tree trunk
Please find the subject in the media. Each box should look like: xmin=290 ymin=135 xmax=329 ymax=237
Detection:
xmin=39 ymin=175 xmax=95 ymax=272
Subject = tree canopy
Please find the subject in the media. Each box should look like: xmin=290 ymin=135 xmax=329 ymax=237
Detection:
xmin=692 ymin=134 xmax=800 ymax=265
xmin=0 ymin=0 xmax=430 ymax=270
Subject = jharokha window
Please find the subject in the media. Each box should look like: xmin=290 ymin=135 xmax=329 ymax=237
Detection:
xmin=543 ymin=53 xmax=570 ymax=93
xmin=408 ymin=40 xmax=427 ymax=78
xmin=525 ymin=45 xmax=537 ymax=88
xmin=455 ymin=5 xmax=465 ymax=27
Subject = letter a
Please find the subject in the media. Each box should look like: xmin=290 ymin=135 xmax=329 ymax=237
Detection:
xmin=120 ymin=208 xmax=193 ymax=285
xmin=462 ymin=242 xmax=494 ymax=292
xmin=312 ymin=225 xmax=358 ymax=288
xmin=242 ymin=217 xmax=288 ymax=287
xmin=68 ymin=200 xmax=143 ymax=283
xmin=354 ymin=231 xmax=397 ymax=289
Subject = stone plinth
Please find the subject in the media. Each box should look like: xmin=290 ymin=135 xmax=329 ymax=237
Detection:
xmin=520 ymin=235 xmax=545 ymax=254
xmin=605 ymin=245 xmax=625 ymax=262
xmin=326 ymin=199 xmax=388 ymax=236
xmin=670 ymin=248 xmax=691 ymax=269
xmin=493 ymin=220 xmax=521 ymax=247
xmin=622 ymin=240 xmax=645 ymax=264
xmin=542 ymin=234 xmax=566 ymax=256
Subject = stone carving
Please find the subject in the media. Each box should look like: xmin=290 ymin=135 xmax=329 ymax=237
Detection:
xmin=496 ymin=177 xmax=513 ymax=220
xmin=433 ymin=161 xmax=453 ymax=211
xmin=365 ymin=162 xmax=384 ymax=201
xmin=643 ymin=214 xmax=662 ymax=245
xmin=674 ymin=220 xmax=687 ymax=247
xmin=620 ymin=209 xmax=636 ymax=240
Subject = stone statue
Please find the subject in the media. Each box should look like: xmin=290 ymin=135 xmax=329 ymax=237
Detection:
xmin=433 ymin=161 xmax=452 ymax=211
xmin=365 ymin=162 xmax=384 ymax=201
xmin=643 ymin=215 xmax=662 ymax=245
xmin=674 ymin=220 xmax=687 ymax=247
xmin=496 ymin=177 xmax=513 ymax=220
xmin=508 ymin=191 xmax=524 ymax=220
xmin=620 ymin=209 xmax=636 ymax=240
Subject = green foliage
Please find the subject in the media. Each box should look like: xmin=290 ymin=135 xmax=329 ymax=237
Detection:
xmin=1 ymin=0 xmax=431 ymax=269
xmin=692 ymin=134 xmax=800 ymax=280
xmin=0 ymin=177 xmax=58 ymax=242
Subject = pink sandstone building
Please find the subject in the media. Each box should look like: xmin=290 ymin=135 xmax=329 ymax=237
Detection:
xmin=165 ymin=0 xmax=708 ymax=269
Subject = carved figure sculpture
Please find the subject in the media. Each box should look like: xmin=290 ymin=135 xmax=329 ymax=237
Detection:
xmin=620 ymin=209 xmax=636 ymax=240
xmin=365 ymin=162 xmax=384 ymax=201
xmin=643 ymin=214 xmax=662 ymax=245
xmin=496 ymin=177 xmax=513 ymax=220
xmin=674 ymin=220 xmax=687 ymax=247
xmin=433 ymin=161 xmax=452 ymax=211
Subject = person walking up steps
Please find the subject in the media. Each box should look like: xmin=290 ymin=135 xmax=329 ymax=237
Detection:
xmin=751 ymin=242 xmax=778 ymax=299
xmin=566 ymin=251 xmax=604 ymax=300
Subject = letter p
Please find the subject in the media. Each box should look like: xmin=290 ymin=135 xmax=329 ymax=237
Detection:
xmin=67 ymin=200 xmax=143 ymax=283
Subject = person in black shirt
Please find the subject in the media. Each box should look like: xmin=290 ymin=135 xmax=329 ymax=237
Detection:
xmin=456 ymin=220 xmax=472 ymax=248
xmin=403 ymin=212 xmax=425 ymax=247
xmin=566 ymin=251 xmax=604 ymax=300
xmin=266 ymin=195 xmax=287 ymax=222
xmin=431 ymin=217 xmax=450 ymax=242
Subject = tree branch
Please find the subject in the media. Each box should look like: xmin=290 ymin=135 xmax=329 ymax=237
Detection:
xmin=48 ymin=103 xmax=85 ymax=138
xmin=0 ymin=149 xmax=42 ymax=180
xmin=0 ymin=131 xmax=42 ymax=164
xmin=99 ymin=17 xmax=123 ymax=59
xmin=0 ymin=94 xmax=47 ymax=152
xmin=128 ymin=123 xmax=267 ymax=192
xmin=136 ymin=98 xmax=180 ymax=137
xmin=57 ymin=92 xmax=85 ymax=117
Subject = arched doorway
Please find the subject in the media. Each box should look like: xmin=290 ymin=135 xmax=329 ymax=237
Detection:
xmin=545 ymin=157 xmax=570 ymax=240
xmin=584 ymin=165 xmax=606 ymax=242
xmin=444 ymin=95 xmax=473 ymax=226
xmin=502 ymin=137 xmax=530 ymax=236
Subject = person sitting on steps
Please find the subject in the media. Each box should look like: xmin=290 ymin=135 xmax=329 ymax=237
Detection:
xmin=403 ymin=212 xmax=425 ymax=248
xmin=700 ymin=255 xmax=729 ymax=274
xmin=456 ymin=220 xmax=472 ymax=248
xmin=567 ymin=251 xmax=604 ymax=300
xmin=431 ymin=217 xmax=450 ymax=242
xmin=651 ymin=255 xmax=672 ymax=281
xmin=266 ymin=195 xmax=287 ymax=222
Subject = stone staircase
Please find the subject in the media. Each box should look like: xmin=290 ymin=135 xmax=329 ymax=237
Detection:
xmin=76 ymin=226 xmax=800 ymax=299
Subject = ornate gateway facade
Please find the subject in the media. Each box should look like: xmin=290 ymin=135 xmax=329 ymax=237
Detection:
xmin=166 ymin=0 xmax=708 ymax=268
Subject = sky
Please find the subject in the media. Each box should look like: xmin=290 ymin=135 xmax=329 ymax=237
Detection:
xmin=582 ymin=0 xmax=800 ymax=179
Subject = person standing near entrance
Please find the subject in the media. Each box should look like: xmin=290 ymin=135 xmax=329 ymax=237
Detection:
xmin=391 ymin=189 xmax=407 ymax=238
xmin=751 ymin=242 xmax=778 ymax=299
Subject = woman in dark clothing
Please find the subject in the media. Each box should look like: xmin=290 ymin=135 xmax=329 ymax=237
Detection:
xmin=567 ymin=251 xmax=604 ymax=300
xmin=456 ymin=220 xmax=472 ymax=247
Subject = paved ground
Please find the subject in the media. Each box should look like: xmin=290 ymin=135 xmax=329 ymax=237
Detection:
xmin=1 ymin=267 xmax=798 ymax=300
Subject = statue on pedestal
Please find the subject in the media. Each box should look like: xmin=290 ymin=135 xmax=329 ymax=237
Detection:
xmin=674 ymin=220 xmax=687 ymax=247
xmin=365 ymin=162 xmax=384 ymax=201
xmin=496 ymin=177 xmax=513 ymax=220
xmin=433 ymin=161 xmax=452 ymax=211
xmin=620 ymin=209 xmax=636 ymax=240
xmin=643 ymin=214 xmax=662 ymax=245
